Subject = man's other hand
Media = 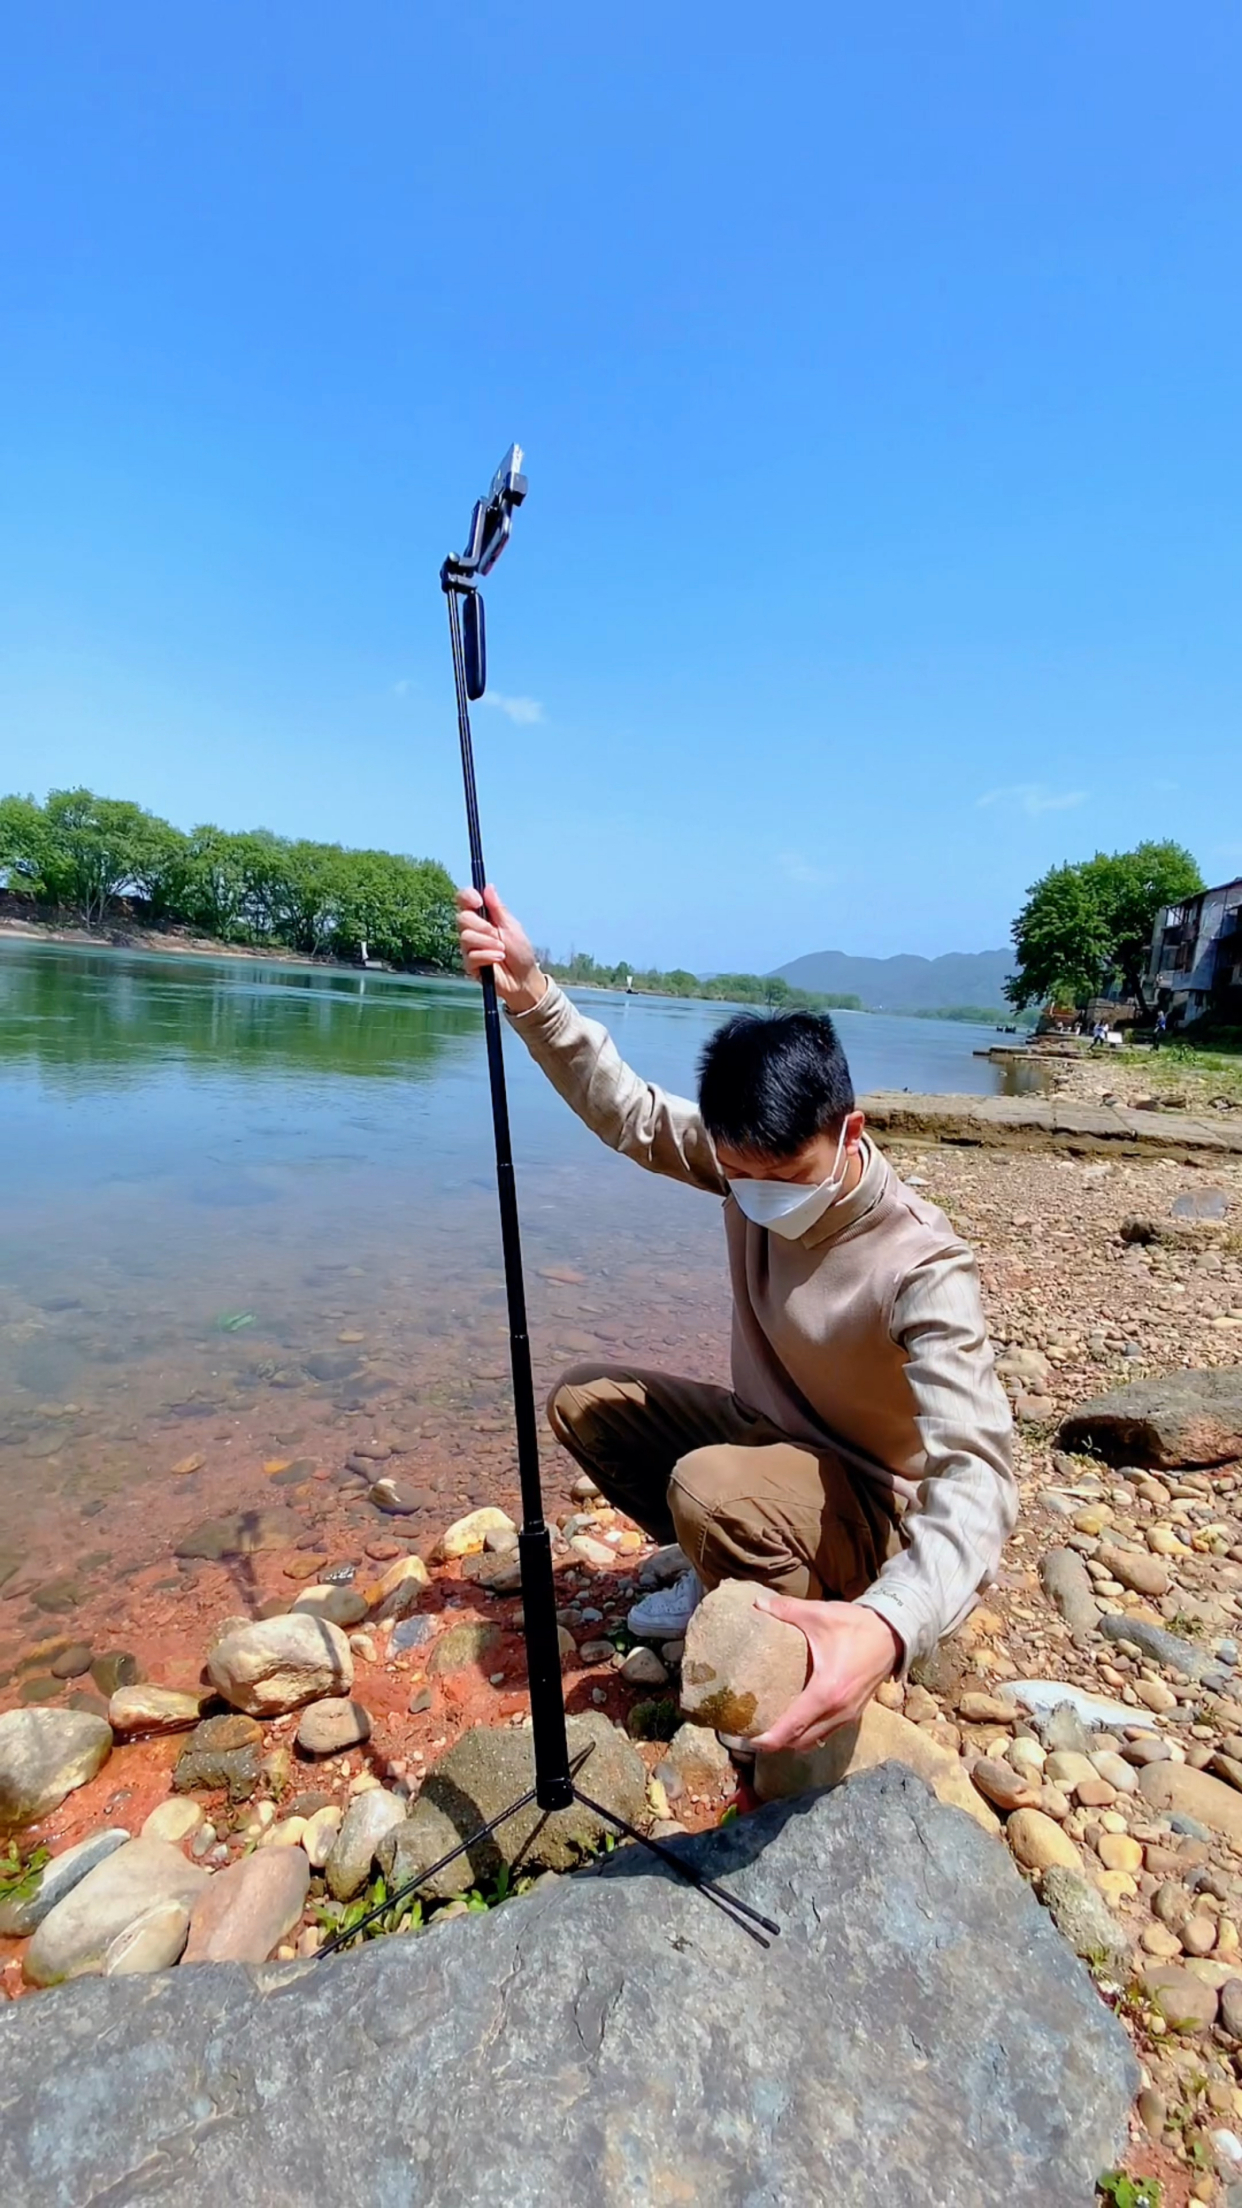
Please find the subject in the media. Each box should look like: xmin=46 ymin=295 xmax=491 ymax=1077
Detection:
xmin=455 ymin=886 xmax=547 ymax=1013
xmin=749 ymin=1597 xmax=902 ymax=1756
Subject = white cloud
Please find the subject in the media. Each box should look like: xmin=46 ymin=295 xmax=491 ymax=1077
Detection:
xmin=482 ymin=691 xmax=544 ymax=726
xmin=976 ymin=783 xmax=1089 ymax=817
xmin=778 ymin=850 xmax=833 ymax=887
xmin=391 ymin=678 xmax=413 ymax=697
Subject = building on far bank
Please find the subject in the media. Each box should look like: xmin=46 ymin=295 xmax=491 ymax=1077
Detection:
xmin=1147 ymin=876 xmax=1242 ymax=1029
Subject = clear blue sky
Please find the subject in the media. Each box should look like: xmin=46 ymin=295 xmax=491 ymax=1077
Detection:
xmin=2 ymin=5 xmax=1239 ymax=973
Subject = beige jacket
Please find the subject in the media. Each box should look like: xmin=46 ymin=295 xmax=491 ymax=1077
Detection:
xmin=509 ymin=981 xmax=1016 ymax=1663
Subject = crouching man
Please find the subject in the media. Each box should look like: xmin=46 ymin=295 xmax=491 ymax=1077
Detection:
xmin=457 ymin=887 xmax=1016 ymax=1757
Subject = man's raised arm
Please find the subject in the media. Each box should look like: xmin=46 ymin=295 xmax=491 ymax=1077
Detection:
xmin=456 ymin=886 xmax=727 ymax=1193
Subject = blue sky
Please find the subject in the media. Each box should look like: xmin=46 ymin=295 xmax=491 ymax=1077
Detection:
xmin=2 ymin=4 xmax=1239 ymax=973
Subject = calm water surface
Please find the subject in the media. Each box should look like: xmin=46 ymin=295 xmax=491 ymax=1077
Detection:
xmin=0 ymin=940 xmax=1030 ymax=1635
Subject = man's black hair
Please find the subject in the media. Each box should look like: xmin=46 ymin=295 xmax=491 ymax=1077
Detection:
xmin=697 ymin=1010 xmax=855 ymax=1161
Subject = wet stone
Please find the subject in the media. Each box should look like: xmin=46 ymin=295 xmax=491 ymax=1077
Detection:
xmin=173 ymin=1712 xmax=264 ymax=1802
xmin=49 ymin=1643 xmax=92 ymax=1680
xmin=90 ymin=1652 xmax=141 ymax=1698
xmin=29 ymin=1577 xmax=81 ymax=1616
xmin=18 ymin=1675 xmax=63 ymax=1704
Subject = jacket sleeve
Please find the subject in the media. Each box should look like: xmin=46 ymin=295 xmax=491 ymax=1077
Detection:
xmin=506 ymin=981 xmax=728 ymax=1194
xmin=854 ymin=1246 xmax=1017 ymax=1669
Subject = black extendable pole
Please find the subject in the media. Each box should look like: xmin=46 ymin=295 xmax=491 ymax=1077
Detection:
xmin=445 ymin=586 xmax=574 ymax=1812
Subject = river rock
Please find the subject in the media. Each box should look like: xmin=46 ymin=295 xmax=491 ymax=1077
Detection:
xmin=1139 ymin=1760 xmax=1242 ymax=1845
xmin=380 ymin=1713 xmax=647 ymax=1900
xmin=0 ymin=1828 xmax=130 ymax=1936
xmin=1142 ymin=1964 xmax=1220 ymax=2031
xmin=182 ymin=1849 xmax=310 ymax=1964
xmin=301 ymin=1804 xmax=342 ymax=1868
xmin=1058 ymin=1367 xmax=1242 ymax=1469
xmin=437 ymin=1508 xmax=516 ymax=1560
xmin=296 ymin=1697 xmax=371 ymax=1756
xmin=680 ymin=1577 xmax=807 ymax=1738
xmin=1099 ymin=1610 xmax=1227 ymax=1683
xmin=107 ymin=1685 xmax=205 ymax=1734
xmin=173 ymin=1508 xmax=299 ymax=1562
xmin=1039 ymin=1865 xmax=1132 ymax=1976
xmin=619 ymin=1646 xmax=668 ymax=1687
xmin=0 ymin=1708 xmax=113 ymax=1829
xmin=173 ymin=1713 xmax=264 ymax=1801
xmin=754 ymin=1700 xmax=1000 ymax=1834
xmin=290 ymin=1585 xmax=368 ymax=1629
xmin=103 ymin=1899 xmax=191 ymax=1975
xmin=141 ymin=1799 xmax=204 ymax=1845
xmin=663 ymin=1721 xmax=734 ymax=1791
xmin=89 ymin=1651 xmax=140 ymax=1697
xmin=23 ymin=1839 xmax=209 ymax=1987
xmin=970 ymin=1758 xmax=1039 ymax=1814
xmin=0 ymin=1766 xmax=1138 ymax=2207
xmin=1095 ymin=1543 xmax=1170 ymax=1599
xmin=1006 ymin=1809 xmax=1083 ymax=1873
xmin=49 ymin=1642 xmax=92 ymax=1680
xmin=426 ymin=1621 xmax=500 ymax=1676
xmin=1038 ymin=1547 xmax=1100 ymax=1644
xmin=207 ymin=1615 xmax=353 ymax=1716
xmin=361 ymin=1553 xmax=431 ymax=1623
xmin=324 ymin=1787 xmax=407 ymax=1901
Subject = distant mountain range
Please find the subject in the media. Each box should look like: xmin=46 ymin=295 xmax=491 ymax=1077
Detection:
xmin=772 ymin=945 xmax=1013 ymax=1013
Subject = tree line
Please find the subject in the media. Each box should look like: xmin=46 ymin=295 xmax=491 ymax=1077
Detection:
xmin=540 ymin=947 xmax=862 ymax=1011
xmin=0 ymin=790 xmax=458 ymax=969
xmin=1005 ymin=839 xmax=1204 ymax=1016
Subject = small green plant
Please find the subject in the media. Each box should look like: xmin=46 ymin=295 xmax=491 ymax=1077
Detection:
xmin=718 ymin=1803 xmax=739 ymax=1827
xmin=1097 ymin=2172 xmax=1160 ymax=2207
xmin=626 ymin=1696 xmax=680 ymax=1743
xmin=313 ymin=1872 xmax=423 ymax=1946
xmin=0 ymin=1840 xmax=49 ymax=1906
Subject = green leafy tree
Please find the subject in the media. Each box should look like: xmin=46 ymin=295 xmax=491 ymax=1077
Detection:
xmin=1006 ymin=841 xmax=1204 ymax=1014
xmin=39 ymin=789 xmax=185 ymax=928
xmin=0 ymin=794 xmax=52 ymax=894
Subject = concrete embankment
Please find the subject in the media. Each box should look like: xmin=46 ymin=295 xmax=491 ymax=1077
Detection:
xmin=861 ymin=1090 xmax=1242 ymax=1160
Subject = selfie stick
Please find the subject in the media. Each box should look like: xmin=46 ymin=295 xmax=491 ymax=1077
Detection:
xmin=318 ymin=450 xmax=777 ymax=1957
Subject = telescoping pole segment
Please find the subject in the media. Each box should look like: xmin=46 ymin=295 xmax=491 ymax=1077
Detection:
xmin=441 ymin=488 xmax=573 ymax=1814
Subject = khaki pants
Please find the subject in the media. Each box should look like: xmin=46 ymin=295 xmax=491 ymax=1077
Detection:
xmin=548 ymin=1363 xmax=901 ymax=1601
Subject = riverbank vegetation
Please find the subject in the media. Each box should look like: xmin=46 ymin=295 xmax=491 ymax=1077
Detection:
xmin=1006 ymin=840 xmax=1204 ymax=1015
xmin=539 ymin=948 xmax=862 ymax=1011
xmin=0 ymin=789 xmax=457 ymax=969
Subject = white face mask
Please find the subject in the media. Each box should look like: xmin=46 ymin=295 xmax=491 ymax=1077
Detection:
xmin=727 ymin=1126 xmax=850 ymax=1240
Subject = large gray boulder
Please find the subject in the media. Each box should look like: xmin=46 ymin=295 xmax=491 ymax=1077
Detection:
xmin=0 ymin=1766 xmax=1137 ymax=2205
xmin=1058 ymin=1365 xmax=1242 ymax=1468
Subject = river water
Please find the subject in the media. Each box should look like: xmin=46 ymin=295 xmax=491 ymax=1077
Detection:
xmin=0 ymin=939 xmax=1030 ymax=1651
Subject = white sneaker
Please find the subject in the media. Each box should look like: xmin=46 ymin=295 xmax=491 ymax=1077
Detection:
xmin=627 ymin=1567 xmax=703 ymax=1639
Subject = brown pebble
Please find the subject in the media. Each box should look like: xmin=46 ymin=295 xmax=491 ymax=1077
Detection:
xmin=283 ymin=1556 xmax=327 ymax=1582
xmin=49 ymin=1642 xmax=93 ymax=1680
xmin=1137 ymin=2086 xmax=1166 ymax=2138
xmin=364 ymin=1540 xmax=401 ymax=1563
xmin=408 ymin=1686 xmax=433 ymax=1714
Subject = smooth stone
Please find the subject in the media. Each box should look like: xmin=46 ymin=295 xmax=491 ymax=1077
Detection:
xmin=107 ymin=1686 xmax=204 ymax=1734
xmin=0 ymin=1708 xmax=113 ymax=1829
xmin=619 ymin=1646 xmax=668 ymax=1688
xmin=324 ymin=1787 xmax=407 ymax=1901
xmin=1099 ymin=1610 xmax=1226 ymax=1683
xmin=1142 ymin=1964 xmax=1220 ymax=2031
xmin=663 ymin=1722 xmax=734 ymax=1791
xmin=296 ymin=1698 xmax=372 ymax=1756
xmin=207 ymin=1615 xmax=353 ymax=1716
xmin=48 ymin=1643 xmax=92 ymax=1681
xmin=1039 ymin=1865 xmax=1131 ymax=1976
xmin=437 ymin=1509 xmax=516 ymax=1560
xmin=755 ymin=1701 xmax=1000 ymax=1834
xmin=360 ymin=1553 xmax=431 ymax=1621
xmin=183 ymin=1848 xmax=310 ymax=1965
xmin=173 ymin=1508 xmax=299 ymax=1562
xmin=970 ymin=1758 xmax=1038 ymax=1814
xmin=380 ymin=1714 xmax=647 ymax=1900
xmin=0 ymin=1767 xmax=1140 ymax=2207
xmin=23 ymin=1840 xmax=208 ymax=1987
xmin=1090 ymin=1751 xmax=1139 ymax=1794
xmin=301 ymin=1805 xmax=342 ymax=1868
xmin=0 ymin=1828 xmax=130 ymax=1936
xmin=89 ymin=1651 xmax=141 ymax=1697
xmin=140 ymin=1799 xmax=204 ymax=1845
xmin=569 ymin=1534 xmax=618 ymax=1569
xmin=1006 ymin=1810 xmax=1083 ymax=1873
xmin=1097 ymin=1833 xmax=1143 ymax=1873
xmin=290 ymin=1585 xmax=368 ymax=1629
xmin=1039 ymin=1549 xmax=1100 ymax=1645
xmin=1095 ymin=1544 xmax=1170 ymax=1599
xmin=680 ymin=1578 xmax=807 ymax=1739
xmin=1140 ymin=1761 xmax=1242 ymax=1845
xmin=1044 ymin=1751 xmax=1097 ymax=1790
xmin=102 ymin=1899 xmax=190 ymax=1975
xmin=1221 ymin=1979 xmax=1242 ymax=2038
xmin=957 ymin=1692 xmax=1018 ymax=1726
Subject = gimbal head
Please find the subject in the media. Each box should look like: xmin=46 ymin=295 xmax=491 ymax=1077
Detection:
xmin=440 ymin=443 xmax=528 ymax=700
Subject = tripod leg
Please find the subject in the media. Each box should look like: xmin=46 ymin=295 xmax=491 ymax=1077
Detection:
xmin=316 ymin=1784 xmax=540 ymax=1958
xmin=573 ymin=1787 xmax=780 ymax=1946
